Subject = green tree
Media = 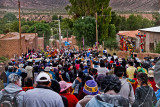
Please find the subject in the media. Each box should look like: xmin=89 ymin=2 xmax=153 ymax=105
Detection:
xmin=153 ymin=12 xmax=160 ymax=26
xmin=108 ymin=24 xmax=116 ymax=38
xmin=4 ymin=21 xmax=19 ymax=33
xmin=142 ymin=18 xmax=154 ymax=28
xmin=155 ymin=42 xmax=160 ymax=53
xmin=61 ymin=18 xmax=73 ymax=37
xmin=52 ymin=15 xmax=58 ymax=21
xmin=104 ymin=38 xmax=118 ymax=50
xmin=66 ymin=0 xmax=112 ymax=41
xmin=27 ymin=22 xmax=51 ymax=47
xmin=3 ymin=13 xmax=17 ymax=22
xmin=21 ymin=25 xmax=30 ymax=33
xmin=126 ymin=15 xmax=140 ymax=30
xmin=0 ymin=18 xmax=7 ymax=34
xmin=73 ymin=16 xmax=96 ymax=47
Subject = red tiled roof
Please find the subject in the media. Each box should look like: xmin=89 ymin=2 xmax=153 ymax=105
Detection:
xmin=118 ymin=30 xmax=140 ymax=38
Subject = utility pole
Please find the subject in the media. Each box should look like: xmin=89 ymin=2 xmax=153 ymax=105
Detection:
xmin=67 ymin=30 xmax=69 ymax=49
xmin=96 ymin=12 xmax=98 ymax=51
xmin=58 ymin=17 xmax=61 ymax=50
xmin=18 ymin=0 xmax=22 ymax=56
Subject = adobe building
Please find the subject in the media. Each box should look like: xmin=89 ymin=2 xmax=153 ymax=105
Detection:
xmin=0 ymin=32 xmax=40 ymax=58
xmin=139 ymin=26 xmax=160 ymax=52
xmin=38 ymin=37 xmax=44 ymax=49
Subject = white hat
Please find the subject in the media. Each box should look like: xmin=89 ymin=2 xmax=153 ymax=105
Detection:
xmin=36 ymin=72 xmax=51 ymax=82
xmin=19 ymin=64 xmax=24 ymax=68
xmin=148 ymin=69 xmax=154 ymax=77
xmin=50 ymin=67 xmax=53 ymax=70
xmin=44 ymin=67 xmax=50 ymax=72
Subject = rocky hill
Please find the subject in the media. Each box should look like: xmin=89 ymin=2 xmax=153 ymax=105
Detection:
xmin=0 ymin=0 xmax=160 ymax=12
xmin=110 ymin=0 xmax=160 ymax=12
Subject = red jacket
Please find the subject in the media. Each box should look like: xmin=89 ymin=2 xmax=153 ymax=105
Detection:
xmin=149 ymin=79 xmax=158 ymax=91
xmin=60 ymin=93 xmax=78 ymax=107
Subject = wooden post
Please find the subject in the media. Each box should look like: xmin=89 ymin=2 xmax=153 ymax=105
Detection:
xmin=96 ymin=12 xmax=98 ymax=51
xmin=18 ymin=1 xmax=22 ymax=56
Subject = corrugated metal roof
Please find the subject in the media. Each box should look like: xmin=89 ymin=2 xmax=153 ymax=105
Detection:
xmin=139 ymin=26 xmax=160 ymax=33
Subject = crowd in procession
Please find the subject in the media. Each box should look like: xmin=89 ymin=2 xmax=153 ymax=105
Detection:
xmin=0 ymin=48 xmax=160 ymax=107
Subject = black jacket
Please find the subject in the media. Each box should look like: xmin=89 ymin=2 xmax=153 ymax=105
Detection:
xmin=133 ymin=86 xmax=157 ymax=107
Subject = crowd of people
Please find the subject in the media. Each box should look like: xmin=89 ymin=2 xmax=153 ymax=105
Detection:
xmin=0 ymin=48 xmax=160 ymax=107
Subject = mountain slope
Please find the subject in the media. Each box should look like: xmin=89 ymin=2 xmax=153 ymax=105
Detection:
xmin=110 ymin=0 xmax=160 ymax=12
xmin=0 ymin=0 xmax=160 ymax=12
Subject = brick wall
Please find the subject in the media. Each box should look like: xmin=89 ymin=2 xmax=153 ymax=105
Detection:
xmin=38 ymin=37 xmax=44 ymax=49
xmin=0 ymin=39 xmax=20 ymax=58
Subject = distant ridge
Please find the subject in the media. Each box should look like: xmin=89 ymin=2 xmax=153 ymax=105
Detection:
xmin=0 ymin=0 xmax=160 ymax=12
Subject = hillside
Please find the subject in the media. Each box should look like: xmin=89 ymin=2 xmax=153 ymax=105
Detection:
xmin=110 ymin=0 xmax=160 ymax=12
xmin=0 ymin=0 xmax=160 ymax=13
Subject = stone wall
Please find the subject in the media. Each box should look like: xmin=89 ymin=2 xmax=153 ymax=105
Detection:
xmin=117 ymin=51 xmax=160 ymax=59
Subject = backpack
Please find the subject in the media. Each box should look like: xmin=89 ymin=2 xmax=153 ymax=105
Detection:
xmin=0 ymin=90 xmax=21 ymax=107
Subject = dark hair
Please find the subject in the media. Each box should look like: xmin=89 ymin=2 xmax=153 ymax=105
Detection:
xmin=5 ymin=66 xmax=8 ymax=71
xmin=37 ymin=82 xmax=50 ymax=86
xmin=100 ymin=61 xmax=105 ymax=67
xmin=101 ymin=75 xmax=121 ymax=93
xmin=134 ymin=54 xmax=137 ymax=57
xmin=128 ymin=61 xmax=133 ymax=66
xmin=137 ymin=72 xmax=148 ymax=86
xmin=82 ymin=76 xmax=93 ymax=87
xmin=78 ymin=71 xmax=84 ymax=78
xmin=113 ymin=53 xmax=116 ymax=55
xmin=135 ymin=62 xmax=140 ymax=68
xmin=50 ymin=80 xmax=60 ymax=93
xmin=90 ymin=68 xmax=97 ymax=75
xmin=24 ymin=77 xmax=33 ymax=87
xmin=114 ymin=66 xmax=125 ymax=77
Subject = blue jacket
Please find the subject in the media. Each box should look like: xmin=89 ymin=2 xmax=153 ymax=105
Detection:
xmin=156 ymin=89 xmax=160 ymax=101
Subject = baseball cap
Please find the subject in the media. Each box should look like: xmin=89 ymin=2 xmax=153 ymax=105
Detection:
xmin=36 ymin=72 xmax=51 ymax=82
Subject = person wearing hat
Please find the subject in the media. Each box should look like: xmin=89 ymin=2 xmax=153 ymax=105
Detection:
xmin=49 ymin=67 xmax=56 ymax=80
xmin=76 ymin=80 xmax=99 ymax=107
xmin=148 ymin=68 xmax=157 ymax=91
xmin=24 ymin=72 xmax=64 ymax=107
xmin=59 ymin=81 xmax=78 ymax=107
xmin=85 ymin=75 xmax=130 ymax=107
xmin=44 ymin=66 xmax=53 ymax=79
xmin=0 ymin=73 xmax=25 ymax=107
